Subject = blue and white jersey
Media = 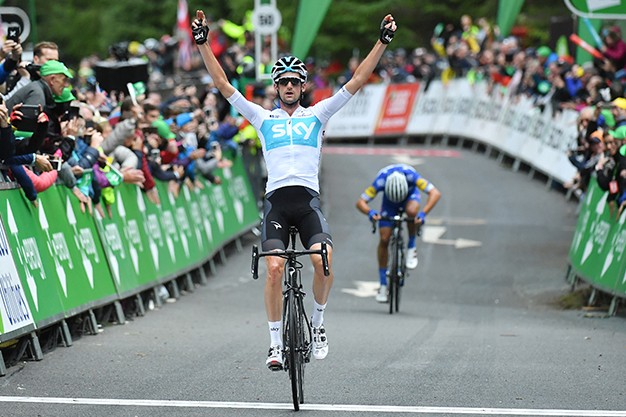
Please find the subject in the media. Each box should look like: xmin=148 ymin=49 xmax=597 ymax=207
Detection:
xmin=361 ymin=163 xmax=435 ymax=203
xmin=227 ymin=87 xmax=353 ymax=194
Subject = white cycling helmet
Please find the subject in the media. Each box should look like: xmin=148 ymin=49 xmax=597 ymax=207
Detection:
xmin=271 ymin=55 xmax=308 ymax=83
xmin=384 ymin=171 xmax=409 ymax=203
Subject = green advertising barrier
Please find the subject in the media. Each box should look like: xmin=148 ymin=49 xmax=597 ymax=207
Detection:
xmin=45 ymin=187 xmax=118 ymax=317
xmin=93 ymin=157 xmax=261 ymax=297
xmin=96 ymin=184 xmax=165 ymax=297
xmin=568 ymin=178 xmax=626 ymax=297
xmin=220 ymin=159 xmax=262 ymax=240
xmin=0 ymin=155 xmax=260 ymax=342
xmin=0 ymin=185 xmax=117 ymax=328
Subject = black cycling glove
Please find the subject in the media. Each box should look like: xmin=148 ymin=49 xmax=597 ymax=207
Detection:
xmin=192 ymin=19 xmax=209 ymax=45
xmin=379 ymin=18 xmax=395 ymax=44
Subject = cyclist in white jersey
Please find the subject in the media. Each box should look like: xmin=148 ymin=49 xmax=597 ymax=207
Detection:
xmin=192 ymin=9 xmax=397 ymax=370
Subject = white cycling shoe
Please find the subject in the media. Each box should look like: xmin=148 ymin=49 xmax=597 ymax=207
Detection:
xmin=266 ymin=345 xmax=283 ymax=371
xmin=406 ymin=247 xmax=418 ymax=269
xmin=376 ymin=285 xmax=388 ymax=303
xmin=312 ymin=325 xmax=328 ymax=360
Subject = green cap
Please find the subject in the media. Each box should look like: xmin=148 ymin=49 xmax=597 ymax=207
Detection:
xmin=152 ymin=118 xmax=175 ymax=140
xmin=40 ymin=60 xmax=73 ymax=78
xmin=609 ymin=125 xmax=626 ymax=139
xmin=53 ymin=87 xmax=76 ymax=103
xmin=537 ymin=46 xmax=552 ymax=58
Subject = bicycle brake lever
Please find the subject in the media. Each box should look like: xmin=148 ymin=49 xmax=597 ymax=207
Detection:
xmin=251 ymin=245 xmax=259 ymax=279
xmin=321 ymin=242 xmax=330 ymax=277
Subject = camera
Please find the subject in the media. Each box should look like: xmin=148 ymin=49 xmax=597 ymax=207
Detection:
xmin=142 ymin=126 xmax=158 ymax=136
xmin=12 ymin=104 xmax=40 ymax=132
xmin=50 ymin=158 xmax=63 ymax=171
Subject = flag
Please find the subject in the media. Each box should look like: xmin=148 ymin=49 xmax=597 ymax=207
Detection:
xmin=177 ymin=0 xmax=193 ymax=71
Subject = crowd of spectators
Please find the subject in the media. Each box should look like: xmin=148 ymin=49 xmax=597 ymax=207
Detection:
xmin=0 ymin=11 xmax=625 ymax=218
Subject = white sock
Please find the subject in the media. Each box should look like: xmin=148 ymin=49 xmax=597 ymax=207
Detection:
xmin=268 ymin=321 xmax=282 ymax=347
xmin=311 ymin=301 xmax=326 ymax=328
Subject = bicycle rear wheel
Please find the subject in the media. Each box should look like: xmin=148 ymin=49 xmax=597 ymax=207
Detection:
xmin=389 ymin=236 xmax=399 ymax=314
xmin=285 ymin=292 xmax=302 ymax=410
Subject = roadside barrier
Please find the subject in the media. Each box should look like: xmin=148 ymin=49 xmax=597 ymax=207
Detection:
xmin=0 ymin=157 xmax=260 ymax=375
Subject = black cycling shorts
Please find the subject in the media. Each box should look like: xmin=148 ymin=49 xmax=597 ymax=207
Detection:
xmin=261 ymin=186 xmax=333 ymax=251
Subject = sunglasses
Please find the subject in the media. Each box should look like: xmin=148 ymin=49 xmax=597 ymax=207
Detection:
xmin=277 ymin=77 xmax=302 ymax=87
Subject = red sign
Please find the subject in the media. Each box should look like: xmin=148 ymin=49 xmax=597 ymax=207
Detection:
xmin=374 ymin=83 xmax=419 ymax=135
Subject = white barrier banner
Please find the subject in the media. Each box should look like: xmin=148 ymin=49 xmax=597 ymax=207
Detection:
xmin=0 ymin=216 xmax=34 ymax=337
xmin=325 ymin=84 xmax=386 ymax=138
xmin=407 ymin=82 xmax=437 ymax=135
xmin=328 ymin=78 xmax=579 ymax=184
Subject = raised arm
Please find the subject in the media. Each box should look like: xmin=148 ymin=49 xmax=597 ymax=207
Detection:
xmin=344 ymin=14 xmax=397 ymax=95
xmin=192 ymin=10 xmax=236 ymax=99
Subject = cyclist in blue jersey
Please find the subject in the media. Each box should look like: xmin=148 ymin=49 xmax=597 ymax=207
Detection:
xmin=192 ymin=9 xmax=397 ymax=370
xmin=356 ymin=164 xmax=441 ymax=302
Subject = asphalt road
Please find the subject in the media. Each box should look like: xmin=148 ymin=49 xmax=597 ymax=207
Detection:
xmin=1 ymin=143 xmax=625 ymax=417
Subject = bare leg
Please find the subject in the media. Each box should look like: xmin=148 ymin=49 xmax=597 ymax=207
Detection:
xmin=264 ymin=255 xmax=285 ymax=322
xmin=311 ymin=243 xmax=333 ymax=305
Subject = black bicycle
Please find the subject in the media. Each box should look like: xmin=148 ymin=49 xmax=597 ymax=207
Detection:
xmin=372 ymin=214 xmax=418 ymax=314
xmin=251 ymin=226 xmax=330 ymax=411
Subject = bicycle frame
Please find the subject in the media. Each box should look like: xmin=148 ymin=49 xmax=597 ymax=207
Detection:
xmin=372 ymin=213 xmax=418 ymax=314
xmin=251 ymin=226 xmax=330 ymax=410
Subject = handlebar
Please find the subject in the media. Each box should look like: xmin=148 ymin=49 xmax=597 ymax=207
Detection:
xmin=251 ymin=242 xmax=330 ymax=279
xmin=370 ymin=215 xmax=421 ymax=235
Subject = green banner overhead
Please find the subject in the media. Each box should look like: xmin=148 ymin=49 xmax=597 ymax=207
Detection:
xmin=291 ymin=0 xmax=332 ymax=59
xmin=497 ymin=0 xmax=525 ymax=38
xmin=565 ymin=0 xmax=626 ymax=19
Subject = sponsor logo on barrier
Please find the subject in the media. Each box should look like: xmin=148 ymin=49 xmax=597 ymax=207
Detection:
xmin=458 ymin=98 xmax=471 ymax=115
xmin=104 ymin=224 xmax=126 ymax=259
xmin=51 ymin=232 xmax=73 ymax=268
xmin=77 ymin=228 xmax=99 ymax=262
xmin=514 ymin=114 xmax=524 ymax=132
xmin=0 ymin=215 xmax=34 ymax=332
xmin=532 ymin=119 xmax=545 ymax=139
xmin=125 ymin=219 xmax=143 ymax=251
xmin=161 ymin=211 xmax=179 ymax=242
xmin=0 ymin=272 xmax=31 ymax=330
xmin=198 ymin=194 xmax=214 ymax=243
xmin=231 ymin=176 xmax=250 ymax=202
xmin=22 ymin=238 xmax=43 ymax=275
xmin=146 ymin=214 xmax=164 ymax=246
xmin=591 ymin=220 xmax=610 ymax=252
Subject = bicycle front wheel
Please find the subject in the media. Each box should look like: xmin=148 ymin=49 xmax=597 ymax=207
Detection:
xmin=285 ymin=292 xmax=302 ymax=410
xmin=394 ymin=241 xmax=403 ymax=313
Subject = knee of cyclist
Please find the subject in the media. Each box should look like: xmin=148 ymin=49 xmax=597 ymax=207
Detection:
xmin=266 ymin=262 xmax=284 ymax=279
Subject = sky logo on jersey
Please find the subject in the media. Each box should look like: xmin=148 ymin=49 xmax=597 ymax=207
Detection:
xmin=261 ymin=116 xmax=322 ymax=151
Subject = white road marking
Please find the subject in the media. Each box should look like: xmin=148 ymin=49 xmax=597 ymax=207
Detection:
xmin=341 ymin=281 xmax=380 ymax=297
xmin=0 ymin=396 xmax=624 ymax=416
xmin=422 ymin=226 xmax=482 ymax=248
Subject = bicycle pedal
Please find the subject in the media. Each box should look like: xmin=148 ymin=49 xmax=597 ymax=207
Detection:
xmin=267 ymin=362 xmax=283 ymax=372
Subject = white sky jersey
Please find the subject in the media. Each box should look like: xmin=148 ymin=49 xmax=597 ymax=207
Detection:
xmin=227 ymin=87 xmax=353 ymax=194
